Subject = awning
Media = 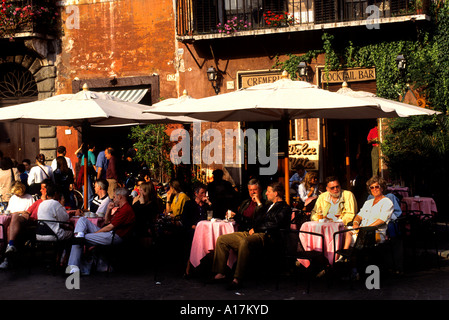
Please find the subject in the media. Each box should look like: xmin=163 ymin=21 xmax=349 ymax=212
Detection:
xmin=102 ymin=88 xmax=148 ymax=103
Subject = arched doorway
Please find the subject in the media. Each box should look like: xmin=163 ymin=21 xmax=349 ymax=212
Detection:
xmin=0 ymin=63 xmax=40 ymax=162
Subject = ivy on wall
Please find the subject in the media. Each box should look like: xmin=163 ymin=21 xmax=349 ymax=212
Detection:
xmin=273 ymin=0 xmax=449 ymax=214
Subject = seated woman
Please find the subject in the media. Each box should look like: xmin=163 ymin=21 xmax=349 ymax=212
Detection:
xmin=165 ymin=180 xmax=190 ymax=219
xmin=341 ymin=176 xmax=394 ymax=251
xmin=297 ymin=171 xmax=320 ymax=212
xmin=6 ymin=181 xmax=35 ymax=213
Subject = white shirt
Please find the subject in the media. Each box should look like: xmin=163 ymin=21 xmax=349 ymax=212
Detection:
xmin=51 ymin=157 xmax=75 ymax=175
xmin=297 ymin=183 xmax=318 ymax=202
xmin=28 ymin=165 xmax=54 ymax=185
xmin=358 ymin=197 xmax=394 ymax=241
xmin=36 ymin=199 xmax=72 ymax=241
xmin=6 ymin=194 xmax=35 ymax=213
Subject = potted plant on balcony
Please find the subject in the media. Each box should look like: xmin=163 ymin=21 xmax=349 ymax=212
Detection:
xmin=217 ymin=16 xmax=251 ymax=35
xmin=414 ymin=0 xmax=424 ymax=13
xmin=263 ymin=11 xmax=295 ymax=28
xmin=0 ymin=0 xmax=59 ymax=39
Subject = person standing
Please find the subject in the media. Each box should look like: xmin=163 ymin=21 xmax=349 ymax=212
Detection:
xmin=51 ymin=146 xmax=75 ymax=176
xmin=105 ymin=147 xmax=119 ymax=199
xmin=367 ymin=123 xmax=379 ymax=177
xmin=96 ymin=147 xmax=109 ymax=181
xmin=27 ymin=154 xmax=54 ymax=196
xmin=0 ymin=157 xmax=20 ymax=204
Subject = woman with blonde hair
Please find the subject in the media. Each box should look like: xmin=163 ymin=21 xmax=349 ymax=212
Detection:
xmin=0 ymin=157 xmax=20 ymax=204
xmin=6 ymin=181 xmax=35 ymax=213
xmin=298 ymin=171 xmax=320 ymax=212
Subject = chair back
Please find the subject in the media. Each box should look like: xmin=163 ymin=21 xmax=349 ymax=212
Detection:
xmin=36 ymin=220 xmax=73 ymax=242
xmin=353 ymin=226 xmax=378 ymax=251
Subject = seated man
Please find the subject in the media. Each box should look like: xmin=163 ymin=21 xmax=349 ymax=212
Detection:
xmin=228 ymin=178 xmax=266 ymax=232
xmin=36 ymin=184 xmax=73 ymax=242
xmin=75 ymin=179 xmax=111 ymax=216
xmin=182 ymin=183 xmax=212 ymax=233
xmin=310 ymin=176 xmax=357 ymax=226
xmin=289 ymin=164 xmax=307 ymax=196
xmin=212 ymin=182 xmax=291 ymax=289
xmin=67 ymin=187 xmax=135 ymax=274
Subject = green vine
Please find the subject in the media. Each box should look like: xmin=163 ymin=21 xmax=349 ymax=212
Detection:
xmin=271 ymin=2 xmax=449 ymax=214
xmin=272 ymin=51 xmax=321 ymax=80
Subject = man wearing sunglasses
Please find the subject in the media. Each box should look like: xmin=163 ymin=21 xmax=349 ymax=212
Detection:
xmin=310 ymin=176 xmax=357 ymax=225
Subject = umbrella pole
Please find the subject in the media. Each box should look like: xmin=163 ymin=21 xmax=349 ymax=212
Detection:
xmin=81 ymin=121 xmax=90 ymax=210
xmin=284 ymin=157 xmax=290 ymax=205
xmin=84 ymin=157 xmax=88 ymax=210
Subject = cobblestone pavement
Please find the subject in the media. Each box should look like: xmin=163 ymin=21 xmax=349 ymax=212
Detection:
xmin=1 ymin=224 xmax=448 ymax=315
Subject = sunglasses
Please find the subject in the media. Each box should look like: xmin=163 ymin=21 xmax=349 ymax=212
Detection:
xmin=329 ymin=185 xmax=340 ymax=190
xmin=369 ymin=185 xmax=381 ymax=190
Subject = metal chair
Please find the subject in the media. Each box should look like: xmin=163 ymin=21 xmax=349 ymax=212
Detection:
xmin=0 ymin=223 xmax=6 ymax=259
xmin=332 ymin=226 xmax=379 ymax=281
xmin=33 ymin=219 xmax=74 ymax=273
xmin=275 ymin=228 xmax=329 ymax=293
xmin=401 ymin=209 xmax=439 ymax=268
xmin=84 ymin=222 xmax=136 ymax=274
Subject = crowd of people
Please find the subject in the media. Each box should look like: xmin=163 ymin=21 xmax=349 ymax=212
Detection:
xmin=0 ymin=145 xmax=401 ymax=286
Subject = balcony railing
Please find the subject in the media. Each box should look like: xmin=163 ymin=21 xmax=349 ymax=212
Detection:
xmin=176 ymin=0 xmax=429 ymax=36
xmin=0 ymin=0 xmax=59 ymax=38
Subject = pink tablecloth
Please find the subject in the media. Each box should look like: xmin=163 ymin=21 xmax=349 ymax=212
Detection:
xmin=189 ymin=220 xmax=235 ymax=268
xmin=70 ymin=216 xmax=105 ymax=227
xmin=0 ymin=214 xmax=12 ymax=240
xmin=402 ymin=197 xmax=438 ymax=216
xmin=387 ymin=186 xmax=409 ymax=199
xmin=298 ymin=221 xmax=345 ymax=268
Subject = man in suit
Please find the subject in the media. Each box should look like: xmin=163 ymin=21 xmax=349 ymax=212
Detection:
xmin=228 ymin=178 xmax=266 ymax=232
xmin=212 ymin=181 xmax=291 ymax=289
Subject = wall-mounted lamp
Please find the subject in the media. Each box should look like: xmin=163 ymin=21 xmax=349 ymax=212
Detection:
xmin=396 ymin=54 xmax=406 ymax=72
xmin=298 ymin=61 xmax=308 ymax=77
xmin=207 ymin=66 xmax=220 ymax=94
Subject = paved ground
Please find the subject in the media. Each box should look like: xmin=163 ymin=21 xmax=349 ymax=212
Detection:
xmin=0 ymin=223 xmax=448 ymax=316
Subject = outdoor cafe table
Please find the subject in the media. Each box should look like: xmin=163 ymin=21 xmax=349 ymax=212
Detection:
xmin=189 ymin=219 xmax=236 ymax=268
xmin=298 ymin=221 xmax=345 ymax=268
xmin=69 ymin=216 xmax=105 ymax=227
xmin=402 ymin=196 xmax=438 ymax=216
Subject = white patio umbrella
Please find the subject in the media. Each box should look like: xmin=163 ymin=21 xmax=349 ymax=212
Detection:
xmin=149 ymin=89 xmax=196 ymax=108
xmin=336 ymin=82 xmax=441 ymax=117
xmin=145 ymin=76 xmax=399 ymax=121
xmin=0 ymin=84 xmax=196 ymax=208
xmin=0 ymin=85 xmax=196 ymax=126
xmin=144 ymin=73 xmax=399 ymax=203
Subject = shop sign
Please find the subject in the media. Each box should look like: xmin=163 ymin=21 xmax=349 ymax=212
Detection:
xmin=238 ymin=70 xmax=283 ymax=89
xmin=289 ymin=140 xmax=319 ymax=170
xmin=321 ymin=68 xmax=376 ymax=83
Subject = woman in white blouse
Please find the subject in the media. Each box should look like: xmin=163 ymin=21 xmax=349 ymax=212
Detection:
xmin=27 ymin=154 xmax=54 ymax=195
xmin=342 ymin=176 xmax=394 ymax=250
xmin=297 ymin=171 xmax=319 ymax=202
xmin=6 ymin=181 xmax=35 ymax=213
